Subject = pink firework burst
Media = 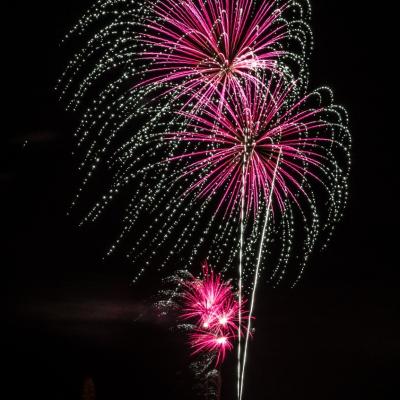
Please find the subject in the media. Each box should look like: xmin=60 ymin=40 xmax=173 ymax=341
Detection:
xmin=166 ymin=77 xmax=346 ymax=217
xmin=138 ymin=0 xmax=291 ymax=111
xmin=190 ymin=331 xmax=234 ymax=366
xmin=181 ymin=264 xmax=245 ymax=335
xmin=179 ymin=264 xmax=248 ymax=364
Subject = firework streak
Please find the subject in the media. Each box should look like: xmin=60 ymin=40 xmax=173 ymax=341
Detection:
xmin=60 ymin=0 xmax=351 ymax=398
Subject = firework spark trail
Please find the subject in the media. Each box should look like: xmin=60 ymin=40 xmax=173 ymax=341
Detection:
xmin=240 ymin=148 xmax=282 ymax=400
xmin=237 ymin=139 xmax=248 ymax=399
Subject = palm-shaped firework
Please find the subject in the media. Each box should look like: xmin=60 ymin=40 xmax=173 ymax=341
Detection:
xmin=166 ymin=77 xmax=349 ymax=217
xmin=60 ymin=0 xmax=351 ymax=399
xmin=80 ymin=77 xmax=348 ymax=287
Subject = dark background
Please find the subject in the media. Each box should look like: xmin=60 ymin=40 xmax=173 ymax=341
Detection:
xmin=3 ymin=1 xmax=399 ymax=399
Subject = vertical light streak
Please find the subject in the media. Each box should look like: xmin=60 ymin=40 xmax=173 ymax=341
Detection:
xmin=240 ymin=148 xmax=282 ymax=400
xmin=237 ymin=134 xmax=249 ymax=400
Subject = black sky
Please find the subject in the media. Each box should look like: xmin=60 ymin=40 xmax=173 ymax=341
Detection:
xmin=3 ymin=1 xmax=399 ymax=399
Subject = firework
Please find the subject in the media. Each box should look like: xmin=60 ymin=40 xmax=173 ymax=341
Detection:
xmin=190 ymin=332 xmax=234 ymax=366
xmin=58 ymin=0 xmax=312 ymax=191
xmin=166 ymin=77 xmax=340 ymax=216
xmin=135 ymin=0 xmax=310 ymax=112
xmin=60 ymin=1 xmax=351 ymax=398
xmin=172 ymin=264 xmax=249 ymax=365
xmin=156 ymin=266 xmax=248 ymax=366
xmin=181 ymin=264 xmax=247 ymax=337
xmin=71 ymin=75 xmax=350 ymax=289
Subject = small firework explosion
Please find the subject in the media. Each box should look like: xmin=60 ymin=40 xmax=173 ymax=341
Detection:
xmin=181 ymin=264 xmax=249 ymax=365
xmin=157 ymin=265 xmax=249 ymax=366
xmin=181 ymin=264 xmax=243 ymax=336
xmin=190 ymin=332 xmax=234 ymax=366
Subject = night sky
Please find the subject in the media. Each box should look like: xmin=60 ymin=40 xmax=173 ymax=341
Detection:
xmin=3 ymin=1 xmax=399 ymax=399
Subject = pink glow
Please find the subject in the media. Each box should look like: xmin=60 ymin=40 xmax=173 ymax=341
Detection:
xmin=179 ymin=263 xmax=248 ymax=364
xmin=137 ymin=0 xmax=287 ymax=111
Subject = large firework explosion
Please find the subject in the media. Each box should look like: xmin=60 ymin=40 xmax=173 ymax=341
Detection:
xmin=71 ymin=76 xmax=349 ymax=287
